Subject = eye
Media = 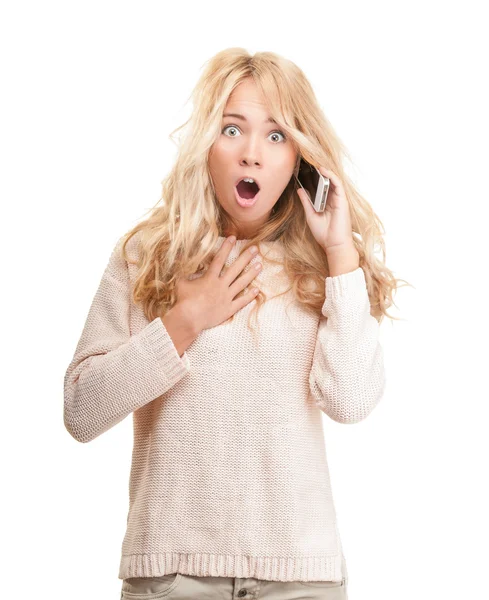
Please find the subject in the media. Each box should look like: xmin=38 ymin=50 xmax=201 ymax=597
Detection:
xmin=222 ymin=125 xmax=241 ymax=137
xmin=221 ymin=124 xmax=287 ymax=143
xmin=269 ymin=131 xmax=286 ymax=143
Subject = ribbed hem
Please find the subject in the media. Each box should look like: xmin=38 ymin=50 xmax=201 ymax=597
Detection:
xmin=140 ymin=317 xmax=191 ymax=385
xmin=326 ymin=266 xmax=366 ymax=299
xmin=119 ymin=551 xmax=345 ymax=583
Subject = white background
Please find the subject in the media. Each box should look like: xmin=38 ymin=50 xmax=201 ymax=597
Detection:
xmin=2 ymin=1 xmax=487 ymax=599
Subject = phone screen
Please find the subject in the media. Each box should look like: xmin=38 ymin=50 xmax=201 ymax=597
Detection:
xmin=297 ymin=158 xmax=320 ymax=201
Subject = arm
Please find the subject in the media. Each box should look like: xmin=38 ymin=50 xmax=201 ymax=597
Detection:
xmin=308 ymin=265 xmax=386 ymax=424
xmin=63 ymin=236 xmax=193 ymax=443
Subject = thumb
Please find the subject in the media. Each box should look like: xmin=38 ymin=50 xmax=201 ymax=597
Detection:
xmin=297 ymin=187 xmax=313 ymax=213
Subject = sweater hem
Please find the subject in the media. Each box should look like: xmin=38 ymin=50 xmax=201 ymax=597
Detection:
xmin=118 ymin=551 xmax=346 ymax=583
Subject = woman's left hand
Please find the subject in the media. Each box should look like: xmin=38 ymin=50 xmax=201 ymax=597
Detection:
xmin=296 ymin=166 xmax=355 ymax=253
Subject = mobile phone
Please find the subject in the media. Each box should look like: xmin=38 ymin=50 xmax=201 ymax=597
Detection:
xmin=293 ymin=157 xmax=330 ymax=213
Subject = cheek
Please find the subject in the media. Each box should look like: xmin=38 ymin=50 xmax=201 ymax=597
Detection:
xmin=271 ymin=147 xmax=296 ymax=170
xmin=210 ymin=142 xmax=236 ymax=170
xmin=208 ymin=146 xmax=227 ymax=179
xmin=269 ymin=153 xmax=296 ymax=185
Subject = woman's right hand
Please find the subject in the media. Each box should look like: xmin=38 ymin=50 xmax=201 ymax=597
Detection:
xmin=174 ymin=237 xmax=262 ymax=332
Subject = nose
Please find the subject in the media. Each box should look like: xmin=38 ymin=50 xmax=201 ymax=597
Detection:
xmin=239 ymin=135 xmax=262 ymax=168
xmin=239 ymin=155 xmax=261 ymax=167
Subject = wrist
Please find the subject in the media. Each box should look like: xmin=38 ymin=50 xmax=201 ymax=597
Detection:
xmin=161 ymin=301 xmax=201 ymax=358
xmin=324 ymin=244 xmax=360 ymax=277
xmin=172 ymin=301 xmax=203 ymax=337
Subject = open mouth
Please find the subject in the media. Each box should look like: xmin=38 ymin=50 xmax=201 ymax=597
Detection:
xmin=235 ymin=178 xmax=260 ymax=200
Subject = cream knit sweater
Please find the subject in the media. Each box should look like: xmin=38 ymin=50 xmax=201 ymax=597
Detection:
xmin=63 ymin=232 xmax=386 ymax=583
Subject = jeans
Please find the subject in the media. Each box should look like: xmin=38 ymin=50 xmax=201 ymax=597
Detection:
xmin=120 ymin=561 xmax=348 ymax=599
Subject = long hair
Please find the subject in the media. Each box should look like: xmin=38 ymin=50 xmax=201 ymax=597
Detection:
xmin=118 ymin=47 xmax=411 ymax=344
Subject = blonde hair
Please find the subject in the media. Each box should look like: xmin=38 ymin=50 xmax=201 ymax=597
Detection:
xmin=119 ymin=47 xmax=411 ymax=344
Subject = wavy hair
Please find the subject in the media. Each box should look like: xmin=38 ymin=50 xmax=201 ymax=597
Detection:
xmin=118 ymin=47 xmax=411 ymax=344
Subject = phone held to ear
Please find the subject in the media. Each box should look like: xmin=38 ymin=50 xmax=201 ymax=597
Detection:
xmin=293 ymin=157 xmax=330 ymax=213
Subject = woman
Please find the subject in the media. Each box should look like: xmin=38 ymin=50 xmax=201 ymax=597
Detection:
xmin=64 ymin=47 xmax=404 ymax=599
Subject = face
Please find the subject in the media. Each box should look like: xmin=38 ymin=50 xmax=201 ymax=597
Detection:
xmin=208 ymin=77 xmax=298 ymax=239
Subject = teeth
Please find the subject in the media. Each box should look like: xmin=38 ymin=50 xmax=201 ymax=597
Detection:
xmin=243 ymin=177 xmax=255 ymax=183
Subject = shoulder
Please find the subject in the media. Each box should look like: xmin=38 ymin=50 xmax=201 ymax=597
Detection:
xmin=113 ymin=229 xmax=142 ymax=262
xmin=106 ymin=230 xmax=142 ymax=282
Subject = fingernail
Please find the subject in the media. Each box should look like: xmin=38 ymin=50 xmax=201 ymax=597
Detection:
xmin=229 ymin=236 xmax=236 ymax=244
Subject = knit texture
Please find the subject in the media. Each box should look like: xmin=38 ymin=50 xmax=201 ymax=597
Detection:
xmin=64 ymin=232 xmax=386 ymax=583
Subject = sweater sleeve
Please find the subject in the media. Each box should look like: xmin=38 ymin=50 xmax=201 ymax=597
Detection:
xmin=308 ymin=266 xmax=386 ymax=424
xmin=63 ymin=237 xmax=191 ymax=443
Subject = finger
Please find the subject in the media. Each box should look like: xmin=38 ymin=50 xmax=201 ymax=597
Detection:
xmin=229 ymin=260 xmax=261 ymax=298
xmin=297 ymin=187 xmax=314 ymax=213
xmin=231 ymin=285 xmax=260 ymax=311
xmin=319 ymin=166 xmax=340 ymax=186
xmin=208 ymin=236 xmax=235 ymax=276
xmin=223 ymin=245 xmax=258 ymax=284
xmin=318 ymin=165 xmax=333 ymax=178
xmin=297 ymin=186 xmax=310 ymax=203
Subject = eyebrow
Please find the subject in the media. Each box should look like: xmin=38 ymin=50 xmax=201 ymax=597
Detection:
xmin=222 ymin=112 xmax=277 ymax=124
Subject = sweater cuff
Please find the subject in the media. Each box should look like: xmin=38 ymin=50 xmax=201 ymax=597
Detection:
xmin=141 ymin=317 xmax=191 ymax=383
xmin=325 ymin=266 xmax=367 ymax=300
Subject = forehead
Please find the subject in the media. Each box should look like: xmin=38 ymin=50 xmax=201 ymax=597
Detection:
xmin=225 ymin=78 xmax=267 ymax=109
